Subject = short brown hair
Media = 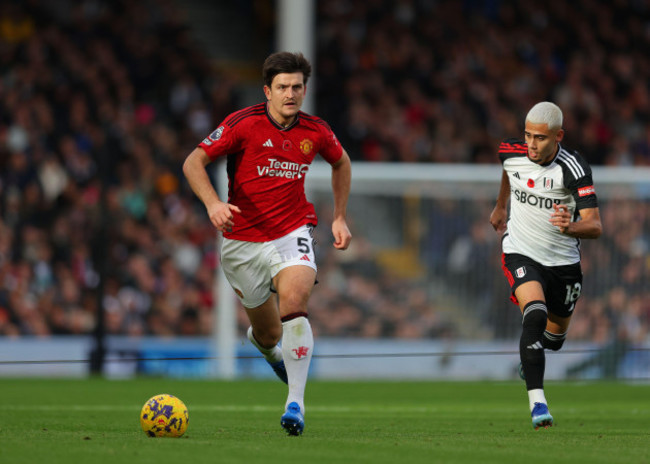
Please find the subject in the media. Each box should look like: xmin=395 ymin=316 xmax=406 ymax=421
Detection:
xmin=262 ymin=52 xmax=312 ymax=87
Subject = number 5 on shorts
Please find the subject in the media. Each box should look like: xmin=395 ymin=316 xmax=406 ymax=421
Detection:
xmin=297 ymin=237 xmax=311 ymax=254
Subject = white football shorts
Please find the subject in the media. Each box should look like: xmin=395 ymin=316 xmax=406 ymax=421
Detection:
xmin=220 ymin=224 xmax=317 ymax=308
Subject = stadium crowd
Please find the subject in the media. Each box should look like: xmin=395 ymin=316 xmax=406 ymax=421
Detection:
xmin=0 ymin=0 xmax=237 ymax=337
xmin=0 ymin=0 xmax=648 ymax=353
xmin=315 ymin=0 xmax=650 ymax=166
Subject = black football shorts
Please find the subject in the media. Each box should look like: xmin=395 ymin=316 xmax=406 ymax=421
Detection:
xmin=502 ymin=253 xmax=583 ymax=318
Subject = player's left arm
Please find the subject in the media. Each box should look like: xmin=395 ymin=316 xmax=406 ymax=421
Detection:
xmin=330 ymin=148 xmax=352 ymax=250
xmin=554 ymin=155 xmax=602 ymax=239
xmin=551 ymin=204 xmax=602 ymax=238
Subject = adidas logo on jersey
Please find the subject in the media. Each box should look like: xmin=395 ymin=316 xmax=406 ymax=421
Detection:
xmin=263 ymin=139 xmax=273 ymax=147
xmin=300 ymin=255 xmax=310 ymax=261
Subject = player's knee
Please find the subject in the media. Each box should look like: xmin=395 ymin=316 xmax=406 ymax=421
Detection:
xmin=520 ymin=301 xmax=547 ymax=360
xmin=542 ymin=330 xmax=567 ymax=351
xmin=522 ymin=301 xmax=547 ymax=332
xmin=279 ymin=291 xmax=310 ymax=315
xmin=253 ymin=326 xmax=282 ymax=348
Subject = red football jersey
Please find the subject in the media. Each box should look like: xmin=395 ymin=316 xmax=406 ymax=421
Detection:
xmin=198 ymin=102 xmax=343 ymax=241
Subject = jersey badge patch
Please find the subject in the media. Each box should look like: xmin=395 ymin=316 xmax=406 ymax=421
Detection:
xmin=527 ymin=179 xmax=535 ymax=188
xmin=299 ymin=139 xmax=313 ymax=155
xmin=209 ymin=126 xmax=224 ymax=141
xmin=544 ymin=178 xmax=553 ymax=190
xmin=578 ymin=185 xmax=595 ymax=197
xmin=516 ymin=266 xmax=526 ymax=278
xmin=283 ymin=140 xmax=292 ymax=151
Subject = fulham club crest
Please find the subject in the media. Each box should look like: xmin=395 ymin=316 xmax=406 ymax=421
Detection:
xmin=516 ymin=266 xmax=526 ymax=278
xmin=543 ymin=177 xmax=554 ymax=190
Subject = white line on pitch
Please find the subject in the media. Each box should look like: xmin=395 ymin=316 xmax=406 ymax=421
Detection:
xmin=0 ymin=404 xmax=441 ymax=413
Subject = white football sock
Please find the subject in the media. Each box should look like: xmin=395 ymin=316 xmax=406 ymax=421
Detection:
xmin=247 ymin=326 xmax=283 ymax=363
xmin=281 ymin=316 xmax=313 ymax=412
xmin=528 ymin=389 xmax=548 ymax=411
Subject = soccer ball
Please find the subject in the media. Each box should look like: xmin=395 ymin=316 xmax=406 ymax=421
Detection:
xmin=140 ymin=394 xmax=189 ymax=437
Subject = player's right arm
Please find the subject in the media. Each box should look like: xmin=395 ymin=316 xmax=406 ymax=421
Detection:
xmin=550 ymin=204 xmax=602 ymax=239
xmin=490 ymin=169 xmax=510 ymax=234
xmin=182 ymin=147 xmax=241 ymax=233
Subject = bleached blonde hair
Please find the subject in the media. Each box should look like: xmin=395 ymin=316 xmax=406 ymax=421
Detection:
xmin=526 ymin=102 xmax=563 ymax=129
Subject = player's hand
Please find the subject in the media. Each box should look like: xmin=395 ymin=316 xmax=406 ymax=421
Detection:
xmin=489 ymin=206 xmax=508 ymax=235
xmin=550 ymin=204 xmax=571 ymax=233
xmin=332 ymin=217 xmax=352 ymax=250
xmin=207 ymin=201 xmax=241 ymax=233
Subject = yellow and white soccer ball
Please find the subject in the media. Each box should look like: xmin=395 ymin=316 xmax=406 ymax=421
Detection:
xmin=140 ymin=394 xmax=189 ymax=437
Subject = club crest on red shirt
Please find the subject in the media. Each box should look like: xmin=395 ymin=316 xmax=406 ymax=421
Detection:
xmin=299 ymin=139 xmax=313 ymax=155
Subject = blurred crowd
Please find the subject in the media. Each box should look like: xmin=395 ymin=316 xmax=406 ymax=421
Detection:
xmin=308 ymin=194 xmax=650 ymax=346
xmin=571 ymin=199 xmax=650 ymax=346
xmin=0 ymin=0 xmax=648 ymax=352
xmin=0 ymin=0 xmax=239 ymax=337
xmin=422 ymin=198 xmax=650 ymax=345
xmin=316 ymin=0 xmax=650 ymax=166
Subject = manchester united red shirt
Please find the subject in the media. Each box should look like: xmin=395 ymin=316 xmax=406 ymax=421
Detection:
xmin=198 ymin=102 xmax=343 ymax=241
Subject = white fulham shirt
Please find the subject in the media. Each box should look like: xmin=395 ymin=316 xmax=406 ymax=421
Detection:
xmin=498 ymin=139 xmax=598 ymax=266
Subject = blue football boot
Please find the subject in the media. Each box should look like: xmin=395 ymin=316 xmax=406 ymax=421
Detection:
xmin=531 ymin=402 xmax=553 ymax=429
xmin=281 ymin=402 xmax=304 ymax=436
xmin=268 ymin=360 xmax=288 ymax=384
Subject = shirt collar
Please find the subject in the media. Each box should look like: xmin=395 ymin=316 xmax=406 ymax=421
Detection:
xmin=265 ymin=102 xmax=300 ymax=131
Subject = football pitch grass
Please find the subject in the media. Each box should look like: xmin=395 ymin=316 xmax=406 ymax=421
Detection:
xmin=0 ymin=378 xmax=648 ymax=464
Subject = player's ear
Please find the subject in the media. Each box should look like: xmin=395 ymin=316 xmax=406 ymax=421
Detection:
xmin=556 ymin=128 xmax=564 ymax=142
xmin=263 ymin=85 xmax=271 ymax=101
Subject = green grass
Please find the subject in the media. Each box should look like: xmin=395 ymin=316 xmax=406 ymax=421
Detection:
xmin=0 ymin=378 xmax=648 ymax=464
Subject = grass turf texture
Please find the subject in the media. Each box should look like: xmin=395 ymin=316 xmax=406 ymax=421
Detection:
xmin=0 ymin=379 xmax=648 ymax=464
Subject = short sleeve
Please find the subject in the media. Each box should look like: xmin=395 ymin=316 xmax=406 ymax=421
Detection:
xmin=498 ymin=138 xmax=527 ymax=164
xmin=569 ymin=171 xmax=598 ymax=210
xmin=198 ymin=124 xmax=242 ymax=160
xmin=318 ymin=125 xmax=343 ymax=164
